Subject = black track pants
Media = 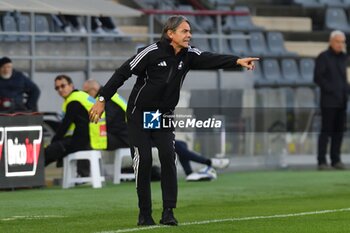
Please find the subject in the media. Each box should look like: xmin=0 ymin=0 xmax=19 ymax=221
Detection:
xmin=128 ymin=109 xmax=177 ymax=215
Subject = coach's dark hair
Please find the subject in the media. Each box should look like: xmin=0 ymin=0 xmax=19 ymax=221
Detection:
xmin=161 ymin=15 xmax=191 ymax=40
xmin=55 ymin=74 xmax=73 ymax=84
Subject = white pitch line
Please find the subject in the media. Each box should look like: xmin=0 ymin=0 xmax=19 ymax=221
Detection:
xmin=96 ymin=207 xmax=350 ymax=233
xmin=0 ymin=215 xmax=64 ymax=221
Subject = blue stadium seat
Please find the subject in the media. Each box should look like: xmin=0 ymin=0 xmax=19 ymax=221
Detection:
xmin=325 ymin=8 xmax=350 ymax=33
xmin=293 ymin=0 xmax=324 ymax=7
xmin=197 ymin=15 xmax=216 ymax=33
xmin=35 ymin=15 xmax=50 ymax=41
xmin=0 ymin=21 xmax=3 ymax=41
xmin=217 ymin=5 xmax=235 ymax=34
xmin=298 ymin=58 xmax=315 ymax=85
xmin=209 ymin=38 xmax=232 ymax=53
xmin=16 ymin=13 xmax=30 ymax=42
xmin=178 ymin=5 xmax=205 ymax=33
xmin=191 ymin=37 xmax=212 ymax=52
xmin=208 ymin=0 xmax=235 ymax=8
xmin=262 ymin=59 xmax=282 ymax=85
xmin=135 ymin=0 xmax=159 ymax=9
xmin=319 ymin=0 xmax=346 ymax=7
xmin=249 ymin=32 xmax=270 ymax=57
xmin=233 ymin=6 xmax=264 ymax=31
xmin=342 ymin=0 xmax=350 ymax=7
xmin=281 ymin=58 xmax=300 ymax=85
xmin=252 ymin=61 xmax=265 ymax=86
xmin=266 ymin=32 xmax=298 ymax=57
xmin=229 ymin=32 xmax=250 ymax=57
xmin=1 ymin=13 xmax=18 ymax=42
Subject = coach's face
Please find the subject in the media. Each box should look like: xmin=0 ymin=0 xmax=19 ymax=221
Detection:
xmin=168 ymin=21 xmax=192 ymax=51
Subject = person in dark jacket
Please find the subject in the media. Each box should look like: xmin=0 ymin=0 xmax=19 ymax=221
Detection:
xmin=0 ymin=57 xmax=40 ymax=112
xmin=314 ymin=30 xmax=349 ymax=170
xmin=89 ymin=15 xmax=258 ymax=226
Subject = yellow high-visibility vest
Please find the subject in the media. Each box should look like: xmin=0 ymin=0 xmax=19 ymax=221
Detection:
xmin=62 ymin=91 xmax=107 ymax=149
xmin=111 ymin=93 xmax=127 ymax=113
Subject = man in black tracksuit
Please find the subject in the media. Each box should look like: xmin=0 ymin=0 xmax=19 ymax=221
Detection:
xmin=314 ymin=30 xmax=349 ymax=170
xmin=89 ymin=15 xmax=258 ymax=226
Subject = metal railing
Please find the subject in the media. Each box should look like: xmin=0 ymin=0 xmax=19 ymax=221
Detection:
xmin=0 ymin=9 xmax=249 ymax=81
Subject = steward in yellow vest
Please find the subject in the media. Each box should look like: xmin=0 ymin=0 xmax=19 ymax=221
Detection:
xmin=45 ymin=75 xmax=107 ymax=176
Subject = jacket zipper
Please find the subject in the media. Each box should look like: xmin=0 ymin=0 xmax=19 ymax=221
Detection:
xmin=166 ymin=65 xmax=174 ymax=83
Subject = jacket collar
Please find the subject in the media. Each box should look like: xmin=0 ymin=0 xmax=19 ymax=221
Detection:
xmin=327 ymin=46 xmax=346 ymax=57
xmin=159 ymin=38 xmax=187 ymax=56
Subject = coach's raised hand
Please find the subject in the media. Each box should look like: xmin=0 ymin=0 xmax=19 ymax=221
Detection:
xmin=89 ymin=101 xmax=105 ymax=123
xmin=237 ymin=57 xmax=259 ymax=70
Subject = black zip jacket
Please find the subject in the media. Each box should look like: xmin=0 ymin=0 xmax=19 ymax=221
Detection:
xmin=314 ymin=47 xmax=349 ymax=108
xmin=100 ymin=39 xmax=240 ymax=112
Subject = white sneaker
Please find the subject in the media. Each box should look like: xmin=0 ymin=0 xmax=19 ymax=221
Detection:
xmin=186 ymin=166 xmax=217 ymax=181
xmin=79 ymin=26 xmax=87 ymax=34
xmin=211 ymin=158 xmax=230 ymax=169
xmin=110 ymin=28 xmax=124 ymax=35
xmin=94 ymin=27 xmax=106 ymax=34
xmin=63 ymin=26 xmax=72 ymax=33
xmin=198 ymin=166 xmax=217 ymax=179
xmin=186 ymin=172 xmax=212 ymax=182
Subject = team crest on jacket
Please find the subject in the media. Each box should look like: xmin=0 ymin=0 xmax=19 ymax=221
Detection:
xmin=178 ymin=61 xmax=184 ymax=70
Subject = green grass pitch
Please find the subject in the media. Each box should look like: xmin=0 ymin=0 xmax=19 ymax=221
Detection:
xmin=1 ymin=170 xmax=350 ymax=233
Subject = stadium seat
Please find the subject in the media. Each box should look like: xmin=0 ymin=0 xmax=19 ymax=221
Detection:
xmin=319 ymin=0 xmax=346 ymax=7
xmin=62 ymin=150 xmax=105 ymax=189
xmin=209 ymin=38 xmax=232 ymax=53
xmin=293 ymin=0 xmax=324 ymax=7
xmin=197 ymin=15 xmax=216 ymax=33
xmin=218 ymin=5 xmax=235 ymax=34
xmin=281 ymin=58 xmax=300 ymax=85
xmin=262 ymin=59 xmax=282 ymax=85
xmin=113 ymin=148 xmax=135 ymax=184
xmin=135 ymin=0 xmax=159 ymax=9
xmin=266 ymin=32 xmax=298 ymax=57
xmin=16 ymin=13 xmax=30 ymax=42
xmin=178 ymin=5 xmax=205 ymax=33
xmin=1 ymin=13 xmax=18 ymax=42
xmin=35 ymin=15 xmax=50 ymax=41
xmin=229 ymin=32 xmax=250 ymax=56
xmin=233 ymin=6 xmax=264 ymax=31
xmin=157 ymin=2 xmax=173 ymax=23
xmin=249 ymin=32 xmax=271 ymax=57
xmin=0 ymin=22 xmax=3 ymax=41
xmin=342 ymin=0 xmax=350 ymax=7
xmin=208 ymin=0 xmax=235 ymax=7
xmin=325 ymin=8 xmax=350 ymax=33
xmin=299 ymin=58 xmax=315 ymax=84
xmin=252 ymin=61 xmax=265 ymax=86
xmin=191 ymin=37 xmax=212 ymax=52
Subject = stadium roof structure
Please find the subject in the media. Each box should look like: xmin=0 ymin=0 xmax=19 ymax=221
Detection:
xmin=0 ymin=0 xmax=142 ymax=17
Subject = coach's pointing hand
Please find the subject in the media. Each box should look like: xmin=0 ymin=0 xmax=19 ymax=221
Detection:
xmin=89 ymin=101 xmax=105 ymax=123
xmin=237 ymin=57 xmax=259 ymax=70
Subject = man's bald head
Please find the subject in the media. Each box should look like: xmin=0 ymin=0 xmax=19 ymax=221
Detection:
xmin=83 ymin=79 xmax=101 ymax=98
